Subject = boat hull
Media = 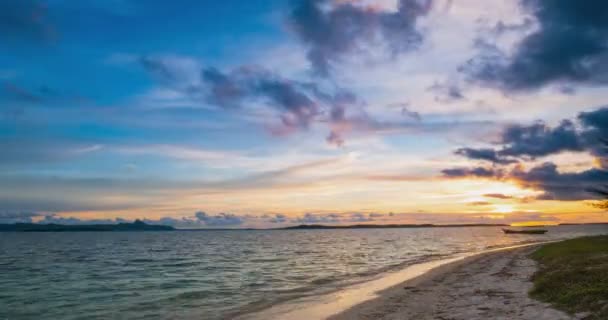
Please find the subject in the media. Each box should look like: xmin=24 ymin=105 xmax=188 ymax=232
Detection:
xmin=502 ymin=228 xmax=548 ymax=234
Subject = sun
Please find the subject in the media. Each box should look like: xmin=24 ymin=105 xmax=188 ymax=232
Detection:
xmin=492 ymin=204 xmax=515 ymax=213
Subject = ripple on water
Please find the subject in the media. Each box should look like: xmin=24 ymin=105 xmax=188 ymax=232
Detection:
xmin=1 ymin=225 xmax=606 ymax=320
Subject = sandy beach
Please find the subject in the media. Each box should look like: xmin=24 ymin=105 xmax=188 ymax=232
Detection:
xmin=329 ymin=245 xmax=576 ymax=320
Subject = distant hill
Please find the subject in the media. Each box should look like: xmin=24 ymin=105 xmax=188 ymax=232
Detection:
xmin=0 ymin=220 xmax=174 ymax=232
xmin=281 ymin=223 xmax=509 ymax=230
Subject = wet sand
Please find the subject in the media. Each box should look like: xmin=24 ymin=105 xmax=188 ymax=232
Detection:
xmin=329 ymin=245 xmax=576 ymax=320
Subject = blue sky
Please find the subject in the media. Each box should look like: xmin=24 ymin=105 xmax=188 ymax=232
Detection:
xmin=2 ymin=0 xmax=608 ymax=228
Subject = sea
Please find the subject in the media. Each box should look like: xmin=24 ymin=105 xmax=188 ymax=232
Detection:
xmin=1 ymin=225 xmax=606 ymax=319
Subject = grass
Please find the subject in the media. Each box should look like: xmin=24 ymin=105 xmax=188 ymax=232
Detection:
xmin=530 ymin=236 xmax=608 ymax=319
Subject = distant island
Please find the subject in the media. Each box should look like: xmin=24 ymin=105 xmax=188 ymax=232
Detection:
xmin=280 ymin=223 xmax=510 ymax=230
xmin=0 ymin=220 xmax=174 ymax=232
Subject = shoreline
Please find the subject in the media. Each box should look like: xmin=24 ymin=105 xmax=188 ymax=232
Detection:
xmin=330 ymin=242 xmax=574 ymax=320
xmin=236 ymin=241 xmax=563 ymax=320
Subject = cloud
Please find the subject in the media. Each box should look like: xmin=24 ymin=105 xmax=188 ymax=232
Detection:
xmin=195 ymin=211 xmax=244 ymax=226
xmin=467 ymin=201 xmax=491 ymax=206
xmin=483 ymin=193 xmax=513 ymax=199
xmin=269 ymin=214 xmax=288 ymax=223
xmin=453 ymin=107 xmax=608 ymax=164
xmin=349 ymin=212 xmax=374 ymax=222
xmin=442 ymin=161 xmax=607 ymax=201
xmin=344 ymin=211 xmax=561 ymax=225
xmin=295 ymin=212 xmax=340 ymax=224
xmin=388 ymin=102 xmax=422 ymax=121
xmin=441 ymin=166 xmax=502 ymax=178
xmin=462 ymin=1 xmax=608 ymax=91
xmin=427 ymin=81 xmax=465 ymax=103
xmin=443 ymin=106 xmax=608 ymax=201
xmin=139 ymin=56 xmax=477 ymax=145
xmin=140 ymin=57 xmax=360 ymax=140
xmin=455 ymin=147 xmax=517 ymax=165
xmin=0 ymin=210 xmax=571 ymax=228
xmin=293 ymin=212 xmax=377 ymax=224
xmin=510 ymin=162 xmax=607 ymax=201
xmin=498 ymin=120 xmax=584 ymax=158
xmin=200 ymin=65 xmax=344 ymax=130
xmin=139 ymin=56 xmax=201 ymax=88
xmin=400 ymin=106 xmax=421 ymax=121
xmin=289 ymin=0 xmax=432 ymax=75
xmin=578 ymin=107 xmax=608 ymax=157
xmin=4 ymin=211 xmax=249 ymax=228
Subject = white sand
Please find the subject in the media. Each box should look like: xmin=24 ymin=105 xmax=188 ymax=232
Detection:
xmin=330 ymin=245 xmax=576 ymax=320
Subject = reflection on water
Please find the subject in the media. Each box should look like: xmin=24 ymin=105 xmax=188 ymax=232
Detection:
xmin=0 ymin=225 xmax=606 ymax=319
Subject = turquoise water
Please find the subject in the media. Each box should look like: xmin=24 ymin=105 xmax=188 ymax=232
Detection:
xmin=1 ymin=225 xmax=606 ymax=319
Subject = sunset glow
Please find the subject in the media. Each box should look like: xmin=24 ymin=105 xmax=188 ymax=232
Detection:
xmin=1 ymin=0 xmax=607 ymax=228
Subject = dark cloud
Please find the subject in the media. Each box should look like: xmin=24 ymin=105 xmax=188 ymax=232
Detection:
xmin=200 ymin=66 xmax=330 ymax=130
xmin=0 ymin=0 xmax=55 ymax=43
xmin=579 ymin=107 xmax=608 ymax=133
xmin=578 ymin=107 xmax=608 ymax=158
xmin=442 ymin=161 xmax=607 ymax=201
xmin=455 ymin=147 xmax=517 ymax=164
xmin=446 ymin=106 xmax=608 ymax=201
xmin=463 ymin=0 xmax=608 ymax=91
xmin=498 ymin=120 xmax=584 ymax=158
xmin=195 ymin=211 xmax=244 ymax=226
xmin=510 ymin=162 xmax=607 ymax=200
xmin=453 ymin=116 xmax=589 ymax=164
xmin=442 ymin=166 xmax=502 ymax=178
xmin=289 ymin=0 xmax=432 ymax=75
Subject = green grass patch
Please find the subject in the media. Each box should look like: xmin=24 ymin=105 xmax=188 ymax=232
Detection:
xmin=530 ymin=236 xmax=608 ymax=319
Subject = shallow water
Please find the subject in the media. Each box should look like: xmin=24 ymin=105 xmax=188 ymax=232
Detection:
xmin=1 ymin=225 xmax=606 ymax=319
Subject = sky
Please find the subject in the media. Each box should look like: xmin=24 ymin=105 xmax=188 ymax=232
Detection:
xmin=1 ymin=0 xmax=608 ymax=228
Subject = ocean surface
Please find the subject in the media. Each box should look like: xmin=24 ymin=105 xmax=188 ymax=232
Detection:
xmin=1 ymin=225 xmax=606 ymax=319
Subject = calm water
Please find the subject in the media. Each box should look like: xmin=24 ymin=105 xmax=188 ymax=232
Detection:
xmin=1 ymin=225 xmax=606 ymax=319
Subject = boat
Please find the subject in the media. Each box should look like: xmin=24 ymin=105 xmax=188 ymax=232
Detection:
xmin=502 ymin=228 xmax=548 ymax=235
